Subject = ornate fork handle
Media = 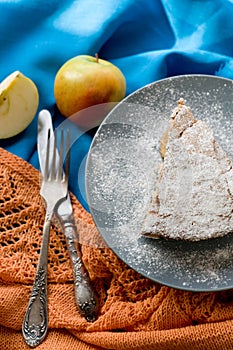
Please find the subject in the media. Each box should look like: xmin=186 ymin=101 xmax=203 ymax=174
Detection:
xmin=61 ymin=215 xmax=98 ymax=322
xmin=22 ymin=210 xmax=52 ymax=347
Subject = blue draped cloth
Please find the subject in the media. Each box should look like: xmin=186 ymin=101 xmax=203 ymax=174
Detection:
xmin=1 ymin=0 xmax=233 ymax=210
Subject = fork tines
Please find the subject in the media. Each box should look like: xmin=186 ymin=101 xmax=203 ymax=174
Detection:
xmin=45 ymin=128 xmax=70 ymax=182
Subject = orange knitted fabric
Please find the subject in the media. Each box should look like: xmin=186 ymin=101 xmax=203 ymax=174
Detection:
xmin=0 ymin=147 xmax=233 ymax=350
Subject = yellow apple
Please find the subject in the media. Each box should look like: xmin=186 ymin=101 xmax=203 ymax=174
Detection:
xmin=54 ymin=54 xmax=126 ymax=127
xmin=0 ymin=71 xmax=39 ymax=139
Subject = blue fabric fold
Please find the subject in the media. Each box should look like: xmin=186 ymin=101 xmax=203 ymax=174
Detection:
xmin=1 ymin=0 xmax=233 ymax=210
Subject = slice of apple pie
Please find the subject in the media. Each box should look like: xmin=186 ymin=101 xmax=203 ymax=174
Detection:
xmin=142 ymin=98 xmax=233 ymax=241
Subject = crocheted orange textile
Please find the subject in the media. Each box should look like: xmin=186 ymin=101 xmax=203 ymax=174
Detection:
xmin=0 ymin=147 xmax=233 ymax=350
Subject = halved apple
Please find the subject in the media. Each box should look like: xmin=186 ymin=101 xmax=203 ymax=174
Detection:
xmin=0 ymin=71 xmax=39 ymax=139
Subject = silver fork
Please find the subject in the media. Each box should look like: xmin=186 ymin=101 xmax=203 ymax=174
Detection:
xmin=22 ymin=129 xmax=70 ymax=348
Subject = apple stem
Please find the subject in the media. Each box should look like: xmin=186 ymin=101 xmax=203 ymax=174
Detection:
xmin=95 ymin=53 xmax=99 ymax=63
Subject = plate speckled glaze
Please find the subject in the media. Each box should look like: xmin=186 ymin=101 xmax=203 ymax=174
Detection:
xmin=85 ymin=75 xmax=233 ymax=292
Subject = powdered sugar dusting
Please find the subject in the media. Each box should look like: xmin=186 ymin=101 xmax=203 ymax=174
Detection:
xmin=142 ymin=102 xmax=233 ymax=241
xmin=86 ymin=75 xmax=233 ymax=291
